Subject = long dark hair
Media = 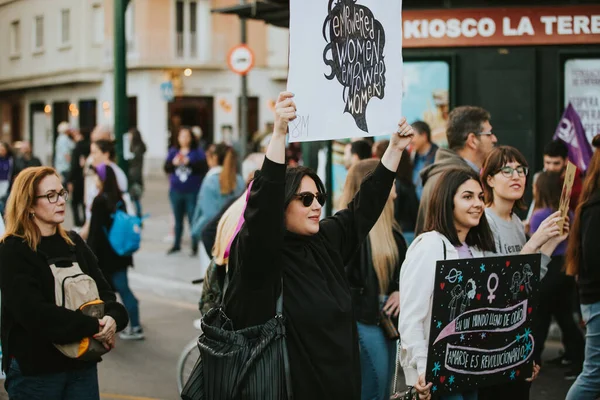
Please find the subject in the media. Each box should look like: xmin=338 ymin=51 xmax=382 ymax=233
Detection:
xmin=96 ymin=164 xmax=123 ymax=211
xmin=425 ymin=168 xmax=495 ymax=251
xmin=284 ymin=166 xmax=326 ymax=209
xmin=177 ymin=126 xmax=199 ymax=150
xmin=129 ymin=128 xmax=147 ymax=154
xmin=533 ymin=171 xmax=562 ymax=211
xmin=566 ymin=134 xmax=600 ymax=276
xmin=95 ymin=139 xmax=116 ymax=161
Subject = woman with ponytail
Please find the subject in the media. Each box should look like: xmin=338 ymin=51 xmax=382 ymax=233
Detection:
xmin=191 ymin=144 xmax=245 ymax=246
xmin=565 ymin=134 xmax=600 ymax=400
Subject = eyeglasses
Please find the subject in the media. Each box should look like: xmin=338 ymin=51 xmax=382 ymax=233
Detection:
xmin=478 ymin=130 xmax=494 ymax=136
xmin=497 ymin=166 xmax=529 ymax=178
xmin=294 ymin=192 xmax=327 ymax=207
xmin=36 ymin=189 xmax=69 ymax=203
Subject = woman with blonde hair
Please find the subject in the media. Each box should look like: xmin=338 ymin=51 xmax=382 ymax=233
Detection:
xmin=0 ymin=166 xmax=128 ymax=400
xmin=340 ymin=158 xmax=407 ymax=400
xmin=191 ymin=143 xmax=245 ymax=247
xmin=198 ymin=190 xmax=247 ymax=314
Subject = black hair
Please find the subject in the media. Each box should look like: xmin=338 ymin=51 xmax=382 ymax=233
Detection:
xmin=177 ymin=126 xmax=199 ymax=149
xmin=96 ymin=165 xmax=123 ymax=212
xmin=129 ymin=127 xmax=147 ymax=153
xmin=425 ymin=168 xmax=496 ymax=251
xmin=94 ymin=139 xmax=116 ymax=161
xmin=350 ymin=140 xmax=372 ymax=161
xmin=284 ymin=166 xmax=326 ymax=209
xmin=412 ymin=120 xmax=432 ymax=143
xmin=543 ymin=140 xmax=568 ymax=159
xmin=446 ymin=106 xmax=491 ymax=151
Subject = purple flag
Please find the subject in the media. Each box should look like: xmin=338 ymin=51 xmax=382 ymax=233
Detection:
xmin=553 ymin=103 xmax=594 ymax=171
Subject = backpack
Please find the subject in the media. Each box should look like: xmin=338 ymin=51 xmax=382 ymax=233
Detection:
xmin=198 ymin=259 xmax=226 ymax=315
xmin=106 ymin=203 xmax=144 ymax=256
xmin=39 ymin=237 xmax=108 ymax=361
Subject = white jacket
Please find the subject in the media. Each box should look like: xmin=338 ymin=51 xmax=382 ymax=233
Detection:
xmin=398 ymin=231 xmax=495 ymax=386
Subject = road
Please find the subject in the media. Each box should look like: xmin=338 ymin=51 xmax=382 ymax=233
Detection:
xmin=0 ymin=176 xmax=580 ymax=399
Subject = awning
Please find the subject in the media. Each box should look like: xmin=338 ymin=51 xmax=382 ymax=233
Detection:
xmin=211 ymin=1 xmax=290 ymax=28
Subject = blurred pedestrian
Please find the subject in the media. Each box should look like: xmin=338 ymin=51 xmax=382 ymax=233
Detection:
xmin=0 ymin=166 xmax=128 ymax=400
xmin=128 ymin=128 xmax=147 ymax=218
xmin=543 ymin=140 xmax=583 ymax=212
xmin=0 ymin=141 xmax=15 ymax=215
xmin=54 ymin=122 xmax=75 ymax=185
xmin=372 ymin=139 xmax=389 ymax=159
xmin=191 ymin=143 xmax=244 ymax=245
xmin=221 ymin=92 xmax=413 ymax=398
xmin=565 ymin=134 xmax=600 ymax=400
xmin=394 ymin=150 xmax=418 ymax=243
xmin=416 ymin=106 xmax=497 ymax=235
xmin=13 ymin=141 xmax=42 ymax=178
xmin=410 ymin=120 xmax=438 ymax=200
xmin=67 ymin=129 xmax=90 ymax=227
xmin=400 ymin=168 xmax=496 ymax=400
xmin=340 ymin=158 xmax=407 ymax=400
xmin=530 ymin=171 xmax=584 ymax=379
xmin=87 ymin=163 xmax=143 ymax=340
xmin=343 ymin=139 xmax=372 ymax=170
xmin=164 ymin=127 xmax=207 ymax=255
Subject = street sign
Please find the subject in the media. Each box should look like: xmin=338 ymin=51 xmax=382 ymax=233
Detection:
xmin=227 ymin=44 xmax=255 ymax=75
xmin=160 ymin=81 xmax=174 ymax=102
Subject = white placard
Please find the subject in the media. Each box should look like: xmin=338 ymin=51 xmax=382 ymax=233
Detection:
xmin=287 ymin=0 xmax=403 ymax=142
xmin=565 ymin=59 xmax=600 ymax=143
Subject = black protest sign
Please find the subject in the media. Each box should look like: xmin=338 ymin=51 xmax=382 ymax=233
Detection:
xmin=322 ymin=0 xmax=386 ymax=132
xmin=425 ymin=254 xmax=541 ymax=396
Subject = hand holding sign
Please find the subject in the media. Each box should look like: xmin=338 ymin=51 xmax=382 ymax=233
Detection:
xmin=558 ymin=161 xmax=577 ymax=234
xmin=390 ymin=118 xmax=415 ymax=151
xmin=274 ymin=92 xmax=297 ymax=136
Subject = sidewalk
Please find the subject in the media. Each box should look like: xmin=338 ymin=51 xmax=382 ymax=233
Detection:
xmin=66 ymin=176 xmax=208 ymax=305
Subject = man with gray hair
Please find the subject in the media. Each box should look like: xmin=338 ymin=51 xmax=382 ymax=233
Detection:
xmin=415 ymin=106 xmax=497 ymax=236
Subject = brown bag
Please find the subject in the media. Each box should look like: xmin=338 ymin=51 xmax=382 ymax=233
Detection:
xmin=380 ymin=311 xmax=400 ymax=340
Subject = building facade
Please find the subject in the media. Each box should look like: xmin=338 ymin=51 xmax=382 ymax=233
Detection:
xmin=0 ymin=0 xmax=288 ymax=173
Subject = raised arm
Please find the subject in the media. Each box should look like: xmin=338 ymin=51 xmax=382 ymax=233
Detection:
xmin=231 ymin=92 xmax=295 ymax=283
xmin=320 ymin=119 xmax=414 ymax=264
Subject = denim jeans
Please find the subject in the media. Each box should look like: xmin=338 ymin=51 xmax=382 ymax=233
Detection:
xmin=441 ymin=391 xmax=477 ymax=400
xmin=169 ymin=190 xmax=198 ymax=249
xmin=357 ymin=322 xmax=396 ymax=400
xmin=112 ymin=269 xmax=140 ymax=327
xmin=566 ymin=301 xmax=600 ymax=400
xmin=5 ymin=359 xmax=99 ymax=400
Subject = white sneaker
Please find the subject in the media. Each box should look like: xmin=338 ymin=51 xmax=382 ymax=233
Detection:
xmin=119 ymin=326 xmax=145 ymax=340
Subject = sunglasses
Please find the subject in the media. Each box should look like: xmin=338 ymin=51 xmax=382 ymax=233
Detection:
xmin=294 ymin=192 xmax=327 ymax=207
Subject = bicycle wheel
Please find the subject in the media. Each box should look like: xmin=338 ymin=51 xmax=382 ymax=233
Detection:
xmin=177 ymin=338 xmax=201 ymax=394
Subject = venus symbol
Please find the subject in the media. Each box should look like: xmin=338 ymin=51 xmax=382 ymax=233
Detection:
xmin=487 ymin=273 xmax=499 ymax=304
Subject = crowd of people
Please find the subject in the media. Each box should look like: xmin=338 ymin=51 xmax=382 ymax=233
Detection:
xmin=0 ymin=90 xmax=598 ymax=400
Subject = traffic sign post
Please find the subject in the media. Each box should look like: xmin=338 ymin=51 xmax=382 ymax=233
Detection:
xmin=227 ymin=44 xmax=255 ymax=76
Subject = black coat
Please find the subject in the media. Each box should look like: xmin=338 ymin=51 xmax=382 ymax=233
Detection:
xmin=223 ymin=157 xmax=396 ymax=400
xmin=346 ymin=228 xmax=407 ymax=325
xmin=578 ymin=191 xmax=600 ymax=304
xmin=0 ymin=232 xmax=128 ymax=375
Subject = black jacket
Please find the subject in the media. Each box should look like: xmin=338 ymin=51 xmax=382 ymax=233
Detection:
xmin=578 ymin=191 xmax=600 ymax=304
xmin=223 ymin=157 xmax=396 ymax=400
xmin=88 ymin=195 xmax=133 ymax=278
xmin=0 ymin=232 xmax=128 ymax=375
xmin=346 ymin=229 xmax=407 ymax=325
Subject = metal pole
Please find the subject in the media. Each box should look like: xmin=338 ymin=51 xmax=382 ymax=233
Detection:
xmin=239 ymin=0 xmax=248 ymax=161
xmin=114 ymin=0 xmax=130 ymax=172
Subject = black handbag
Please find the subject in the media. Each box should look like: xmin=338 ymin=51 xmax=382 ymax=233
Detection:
xmin=181 ymin=279 xmax=292 ymax=400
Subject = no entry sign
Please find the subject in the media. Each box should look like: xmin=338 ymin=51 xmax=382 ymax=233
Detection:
xmin=227 ymin=44 xmax=255 ymax=75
